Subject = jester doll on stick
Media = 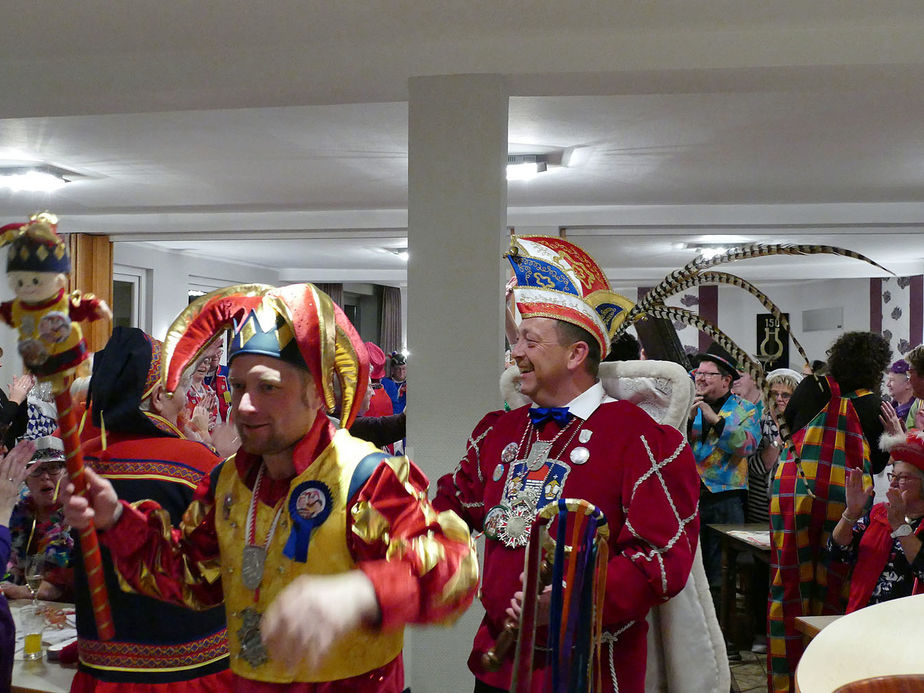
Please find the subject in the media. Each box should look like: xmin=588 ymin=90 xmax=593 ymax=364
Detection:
xmin=0 ymin=212 xmax=114 ymax=639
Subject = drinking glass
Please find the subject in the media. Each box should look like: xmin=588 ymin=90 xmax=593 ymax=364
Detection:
xmin=20 ymin=604 xmax=45 ymax=661
xmin=24 ymin=554 xmax=44 ymax=605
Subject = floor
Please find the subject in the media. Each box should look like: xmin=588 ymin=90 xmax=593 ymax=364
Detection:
xmin=730 ymin=648 xmax=768 ymax=693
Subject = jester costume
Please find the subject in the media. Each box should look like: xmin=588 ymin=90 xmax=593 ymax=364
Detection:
xmin=768 ymin=375 xmax=884 ymax=692
xmin=435 ymin=389 xmax=700 ymax=692
xmin=94 ymin=284 xmax=478 ymax=691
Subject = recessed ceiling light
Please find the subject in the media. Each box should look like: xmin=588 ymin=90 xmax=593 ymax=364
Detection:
xmin=0 ymin=168 xmax=67 ymax=192
xmin=506 ymin=155 xmax=548 ymax=181
xmin=388 ymin=247 xmax=409 ymax=262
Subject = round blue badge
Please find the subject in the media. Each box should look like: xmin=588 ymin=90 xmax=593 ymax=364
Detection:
xmin=283 ymin=481 xmax=332 ymax=563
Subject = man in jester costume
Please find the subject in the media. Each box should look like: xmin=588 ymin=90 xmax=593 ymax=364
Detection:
xmin=64 ymin=283 xmax=479 ymax=692
xmin=433 ymin=236 xmax=701 ymax=693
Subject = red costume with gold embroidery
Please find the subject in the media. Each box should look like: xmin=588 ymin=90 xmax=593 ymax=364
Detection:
xmin=99 ymin=413 xmax=477 ymax=692
xmin=434 ymin=386 xmax=700 ymax=693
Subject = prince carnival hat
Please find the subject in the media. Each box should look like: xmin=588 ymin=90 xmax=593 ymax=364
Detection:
xmin=161 ymin=283 xmax=369 ymax=429
xmin=879 ymin=428 xmax=924 ymax=473
xmin=505 ymin=235 xmax=634 ymax=358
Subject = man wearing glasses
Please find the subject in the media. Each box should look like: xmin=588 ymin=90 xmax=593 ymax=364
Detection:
xmin=688 ymin=349 xmax=761 ymax=608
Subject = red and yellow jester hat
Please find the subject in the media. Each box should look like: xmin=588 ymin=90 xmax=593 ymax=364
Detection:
xmin=505 ymin=235 xmax=634 ymax=358
xmin=161 ymin=283 xmax=369 ymax=429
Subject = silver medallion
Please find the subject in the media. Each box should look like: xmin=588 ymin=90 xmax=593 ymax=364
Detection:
xmin=525 ymin=441 xmax=553 ymax=472
xmin=241 ymin=544 xmax=266 ymax=591
xmin=501 ymin=442 xmax=518 ymax=464
xmin=579 ymin=429 xmax=593 ymax=444
xmin=570 ymin=446 xmax=590 ymax=465
xmin=498 ymin=504 xmax=536 ymax=548
xmin=237 ymin=606 xmax=269 ymax=667
xmin=492 ymin=463 xmax=505 ymax=482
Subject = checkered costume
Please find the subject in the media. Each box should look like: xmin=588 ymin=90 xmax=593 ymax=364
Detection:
xmin=768 ymin=376 xmax=872 ymax=693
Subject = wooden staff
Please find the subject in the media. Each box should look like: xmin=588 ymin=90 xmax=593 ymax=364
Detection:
xmin=481 ymin=551 xmax=554 ymax=671
xmin=55 ymin=384 xmax=114 ymax=640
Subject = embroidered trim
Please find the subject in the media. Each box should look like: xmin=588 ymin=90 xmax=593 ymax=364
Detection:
xmin=78 ymin=630 xmax=229 ymax=672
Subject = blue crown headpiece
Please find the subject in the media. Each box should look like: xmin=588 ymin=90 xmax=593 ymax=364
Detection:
xmin=229 ymin=304 xmax=307 ymax=369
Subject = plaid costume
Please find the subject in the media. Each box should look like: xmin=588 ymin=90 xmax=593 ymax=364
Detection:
xmin=767 ymin=376 xmax=872 ymax=692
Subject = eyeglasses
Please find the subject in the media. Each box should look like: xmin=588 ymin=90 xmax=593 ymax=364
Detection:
xmin=28 ymin=461 xmax=66 ymax=478
xmin=771 ymin=391 xmax=792 ymax=400
xmin=694 ymin=370 xmax=723 ymax=379
xmin=887 ymin=472 xmax=921 ymax=485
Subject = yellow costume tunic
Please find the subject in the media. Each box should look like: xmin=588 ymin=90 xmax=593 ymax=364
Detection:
xmin=217 ymin=430 xmax=403 ymax=682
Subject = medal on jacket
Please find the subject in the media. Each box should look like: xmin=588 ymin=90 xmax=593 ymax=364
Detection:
xmin=237 ymin=606 xmax=270 ymax=667
xmin=242 ymin=463 xmax=286 ymax=592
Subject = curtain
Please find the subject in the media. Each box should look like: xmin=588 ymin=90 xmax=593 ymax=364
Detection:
xmin=379 ymin=286 xmax=402 ymax=356
xmin=316 ymin=283 xmax=343 ymax=307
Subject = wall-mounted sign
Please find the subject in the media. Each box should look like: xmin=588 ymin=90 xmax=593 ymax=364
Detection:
xmin=756 ymin=313 xmax=790 ymax=371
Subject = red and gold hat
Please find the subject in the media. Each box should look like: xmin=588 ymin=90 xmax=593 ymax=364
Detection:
xmin=505 ymin=235 xmax=634 ymax=358
xmin=161 ymin=283 xmax=369 ymax=429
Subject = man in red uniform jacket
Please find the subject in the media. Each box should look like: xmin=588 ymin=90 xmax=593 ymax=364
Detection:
xmin=433 ymin=236 xmax=700 ymax=693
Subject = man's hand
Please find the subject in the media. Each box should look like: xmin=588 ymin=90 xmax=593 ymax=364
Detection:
xmin=261 ymin=570 xmax=381 ymax=671
xmin=61 ymin=466 xmax=122 ymax=531
xmin=691 ymin=396 xmax=720 ymax=425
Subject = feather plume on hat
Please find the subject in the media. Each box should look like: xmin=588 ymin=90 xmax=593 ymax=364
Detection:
xmin=613 ymin=242 xmax=893 ymax=373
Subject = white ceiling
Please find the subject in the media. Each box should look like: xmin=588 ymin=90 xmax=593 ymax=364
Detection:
xmin=2 ymin=2 xmax=924 ymax=285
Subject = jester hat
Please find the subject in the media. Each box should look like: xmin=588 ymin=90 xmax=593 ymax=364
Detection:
xmin=505 ymin=235 xmax=634 ymax=358
xmin=161 ymin=283 xmax=369 ymax=429
xmin=0 ymin=212 xmax=70 ymax=274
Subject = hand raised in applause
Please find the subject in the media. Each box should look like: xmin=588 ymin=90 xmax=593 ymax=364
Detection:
xmin=879 ymin=400 xmax=904 ymax=436
xmin=844 ymin=468 xmax=873 ymax=521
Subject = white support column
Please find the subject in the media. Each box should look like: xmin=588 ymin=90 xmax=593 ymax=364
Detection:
xmin=406 ymin=74 xmax=508 ymax=692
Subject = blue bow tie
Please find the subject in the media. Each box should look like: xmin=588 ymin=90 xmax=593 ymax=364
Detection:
xmin=528 ymin=406 xmax=571 ymax=427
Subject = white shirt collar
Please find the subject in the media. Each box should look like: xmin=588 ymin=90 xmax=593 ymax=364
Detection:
xmin=531 ymin=380 xmax=614 ymax=421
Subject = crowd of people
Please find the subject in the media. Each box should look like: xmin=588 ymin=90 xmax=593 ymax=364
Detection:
xmin=0 ymin=224 xmax=922 ymax=693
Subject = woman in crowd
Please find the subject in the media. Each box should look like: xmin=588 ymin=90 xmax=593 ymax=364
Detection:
xmin=768 ymin=331 xmax=891 ymax=693
xmin=886 ymin=358 xmax=920 ymax=430
xmin=0 ymin=436 xmax=73 ymax=601
xmin=828 ymin=429 xmax=924 ymax=611
xmin=751 ymin=368 xmax=804 ymax=522
xmin=0 ymin=442 xmax=34 ymax=691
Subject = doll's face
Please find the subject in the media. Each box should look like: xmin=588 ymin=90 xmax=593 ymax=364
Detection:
xmin=7 ymin=271 xmax=67 ymax=303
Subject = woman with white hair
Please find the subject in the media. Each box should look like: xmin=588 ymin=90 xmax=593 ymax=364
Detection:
xmin=747 ymin=368 xmax=804 ymax=524
xmin=828 ymin=429 xmax=924 ymax=611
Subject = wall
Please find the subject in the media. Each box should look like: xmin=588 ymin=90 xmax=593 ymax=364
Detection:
xmin=113 ymin=243 xmax=280 ymax=340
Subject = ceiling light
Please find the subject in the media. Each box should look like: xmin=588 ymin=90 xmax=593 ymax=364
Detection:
xmin=506 ymin=155 xmax=548 ymax=181
xmin=0 ymin=168 xmax=68 ymax=192
xmin=388 ymin=247 xmax=409 ymax=262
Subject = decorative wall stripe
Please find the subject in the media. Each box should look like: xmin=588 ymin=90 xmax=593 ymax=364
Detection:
xmin=698 ymin=285 xmax=718 ymax=352
xmin=911 ymin=275 xmax=923 ymax=348
xmin=870 ymin=278 xmax=882 ymax=335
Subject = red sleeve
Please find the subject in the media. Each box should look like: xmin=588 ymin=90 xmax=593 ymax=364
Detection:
xmin=99 ymin=471 xmax=224 ymax=610
xmin=431 ymin=410 xmax=505 ymax=532
xmin=348 ymin=456 xmax=479 ymax=630
xmin=68 ymin=293 xmax=107 ymax=322
xmin=604 ymin=418 xmax=700 ymax=624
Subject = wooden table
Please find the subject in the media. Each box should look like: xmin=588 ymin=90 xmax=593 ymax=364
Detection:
xmin=9 ymin=600 xmax=77 ymax=693
xmin=795 ymin=593 xmax=924 ymax=693
xmin=706 ymin=523 xmax=771 ymax=650
xmin=794 ymin=614 xmax=841 ymax=642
